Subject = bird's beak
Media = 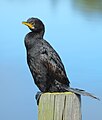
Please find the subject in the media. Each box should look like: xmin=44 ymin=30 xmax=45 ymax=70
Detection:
xmin=22 ymin=21 xmax=34 ymax=29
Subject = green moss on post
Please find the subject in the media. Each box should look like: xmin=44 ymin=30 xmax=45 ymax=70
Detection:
xmin=38 ymin=92 xmax=82 ymax=120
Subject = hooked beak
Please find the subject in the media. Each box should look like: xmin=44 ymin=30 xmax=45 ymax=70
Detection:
xmin=22 ymin=21 xmax=34 ymax=29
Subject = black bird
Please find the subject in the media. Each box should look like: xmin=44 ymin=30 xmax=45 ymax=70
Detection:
xmin=22 ymin=17 xmax=99 ymax=101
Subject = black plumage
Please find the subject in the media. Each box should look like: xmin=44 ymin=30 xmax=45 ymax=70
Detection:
xmin=22 ymin=17 xmax=99 ymax=100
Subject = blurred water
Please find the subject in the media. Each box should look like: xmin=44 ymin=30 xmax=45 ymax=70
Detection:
xmin=72 ymin=0 xmax=102 ymax=20
xmin=0 ymin=0 xmax=102 ymax=120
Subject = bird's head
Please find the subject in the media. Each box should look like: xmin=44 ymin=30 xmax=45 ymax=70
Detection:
xmin=22 ymin=17 xmax=45 ymax=34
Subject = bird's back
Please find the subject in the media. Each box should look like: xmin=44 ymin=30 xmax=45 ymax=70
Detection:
xmin=24 ymin=32 xmax=70 ymax=92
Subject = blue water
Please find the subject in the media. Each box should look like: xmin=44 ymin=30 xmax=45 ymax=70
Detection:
xmin=0 ymin=0 xmax=102 ymax=120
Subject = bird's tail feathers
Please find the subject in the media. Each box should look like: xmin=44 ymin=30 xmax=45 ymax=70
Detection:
xmin=61 ymin=86 xmax=100 ymax=100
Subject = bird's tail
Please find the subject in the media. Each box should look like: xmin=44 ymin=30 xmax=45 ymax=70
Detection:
xmin=61 ymin=85 xmax=100 ymax=100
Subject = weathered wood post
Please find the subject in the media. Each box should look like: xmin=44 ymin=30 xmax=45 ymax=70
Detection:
xmin=38 ymin=92 xmax=81 ymax=120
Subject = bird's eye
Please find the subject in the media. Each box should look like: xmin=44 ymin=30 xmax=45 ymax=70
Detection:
xmin=33 ymin=23 xmax=35 ymax=26
xmin=30 ymin=22 xmax=35 ymax=26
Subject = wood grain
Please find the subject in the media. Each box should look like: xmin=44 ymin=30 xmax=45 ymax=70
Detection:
xmin=38 ymin=92 xmax=81 ymax=120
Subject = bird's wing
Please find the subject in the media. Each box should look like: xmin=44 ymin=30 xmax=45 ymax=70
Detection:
xmin=39 ymin=40 xmax=70 ymax=86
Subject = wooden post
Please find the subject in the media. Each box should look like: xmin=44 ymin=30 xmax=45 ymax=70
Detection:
xmin=38 ymin=92 xmax=81 ymax=120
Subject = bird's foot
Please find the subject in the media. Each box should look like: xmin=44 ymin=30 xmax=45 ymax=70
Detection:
xmin=35 ymin=91 xmax=43 ymax=105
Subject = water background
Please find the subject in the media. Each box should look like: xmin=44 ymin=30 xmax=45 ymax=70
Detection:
xmin=0 ymin=0 xmax=102 ymax=120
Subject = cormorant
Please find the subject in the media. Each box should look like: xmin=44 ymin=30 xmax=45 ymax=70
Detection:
xmin=22 ymin=17 xmax=99 ymax=101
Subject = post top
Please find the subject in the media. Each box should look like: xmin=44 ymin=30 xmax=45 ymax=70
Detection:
xmin=43 ymin=92 xmax=74 ymax=95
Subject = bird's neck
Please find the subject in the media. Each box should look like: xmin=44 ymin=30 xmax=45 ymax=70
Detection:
xmin=24 ymin=31 xmax=44 ymax=50
xmin=31 ymin=31 xmax=44 ymax=39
